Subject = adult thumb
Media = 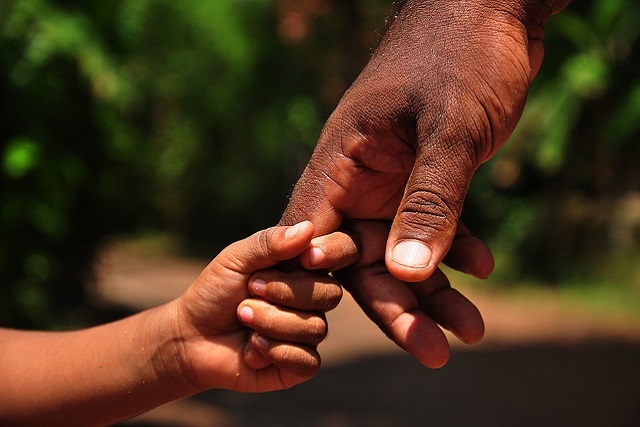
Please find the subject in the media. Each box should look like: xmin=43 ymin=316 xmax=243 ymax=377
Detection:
xmin=385 ymin=147 xmax=476 ymax=282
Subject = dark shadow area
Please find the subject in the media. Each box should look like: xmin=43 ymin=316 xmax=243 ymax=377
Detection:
xmin=123 ymin=342 xmax=640 ymax=427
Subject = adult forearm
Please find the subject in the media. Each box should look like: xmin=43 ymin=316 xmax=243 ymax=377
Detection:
xmin=0 ymin=302 xmax=194 ymax=426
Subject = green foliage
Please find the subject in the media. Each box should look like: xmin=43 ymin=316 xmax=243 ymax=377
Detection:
xmin=1 ymin=0 xmax=153 ymax=327
xmin=466 ymin=0 xmax=640 ymax=288
xmin=3 ymin=0 xmax=638 ymax=328
xmin=0 ymin=0 xmax=389 ymax=328
xmin=3 ymin=138 xmax=40 ymax=179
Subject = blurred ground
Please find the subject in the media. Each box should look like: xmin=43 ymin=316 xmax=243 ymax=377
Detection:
xmin=94 ymin=240 xmax=640 ymax=427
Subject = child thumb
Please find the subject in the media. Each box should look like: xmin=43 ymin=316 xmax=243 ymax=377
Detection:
xmin=220 ymin=221 xmax=315 ymax=273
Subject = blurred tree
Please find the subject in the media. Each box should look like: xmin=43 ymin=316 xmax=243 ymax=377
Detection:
xmin=465 ymin=0 xmax=640 ymax=287
xmin=1 ymin=0 xmax=156 ymax=327
xmin=0 ymin=0 xmax=389 ymax=328
xmin=2 ymin=0 xmax=638 ymax=329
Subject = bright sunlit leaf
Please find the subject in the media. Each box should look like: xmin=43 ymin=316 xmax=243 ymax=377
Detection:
xmin=2 ymin=138 xmax=40 ymax=179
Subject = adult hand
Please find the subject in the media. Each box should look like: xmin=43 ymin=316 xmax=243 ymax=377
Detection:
xmin=282 ymin=0 xmax=571 ymax=282
xmin=303 ymin=220 xmax=493 ymax=368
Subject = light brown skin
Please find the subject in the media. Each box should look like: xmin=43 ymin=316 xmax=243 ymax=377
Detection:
xmin=0 ymin=221 xmax=485 ymax=425
xmin=284 ymin=0 xmax=572 ymax=367
xmin=0 ymin=222 xmax=346 ymax=426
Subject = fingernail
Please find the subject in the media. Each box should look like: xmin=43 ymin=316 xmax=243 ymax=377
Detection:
xmin=307 ymin=246 xmax=325 ymax=266
xmin=254 ymin=334 xmax=269 ymax=350
xmin=391 ymin=240 xmax=432 ymax=268
xmin=285 ymin=222 xmax=305 ymax=240
xmin=238 ymin=306 xmax=254 ymax=323
xmin=251 ymin=278 xmax=267 ymax=296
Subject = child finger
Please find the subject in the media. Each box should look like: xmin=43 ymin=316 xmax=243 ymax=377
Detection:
xmin=299 ymin=231 xmax=359 ymax=271
xmin=250 ymin=333 xmax=321 ymax=381
xmin=218 ymin=221 xmax=315 ymax=274
xmin=249 ymin=270 xmax=343 ymax=312
xmin=243 ymin=340 xmax=272 ymax=370
xmin=238 ymin=299 xmax=328 ymax=346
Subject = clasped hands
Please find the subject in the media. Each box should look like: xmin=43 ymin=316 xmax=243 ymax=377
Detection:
xmin=299 ymin=220 xmax=492 ymax=369
xmin=277 ymin=0 xmax=571 ymax=368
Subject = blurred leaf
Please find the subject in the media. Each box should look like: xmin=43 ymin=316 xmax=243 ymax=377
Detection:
xmin=2 ymin=137 xmax=40 ymax=179
xmin=607 ymin=82 xmax=640 ymax=143
xmin=470 ymin=0 xmax=640 ymax=288
xmin=562 ymin=51 xmax=609 ymax=97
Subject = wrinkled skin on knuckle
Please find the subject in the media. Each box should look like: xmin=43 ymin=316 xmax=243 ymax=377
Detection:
xmin=258 ymin=306 xmax=276 ymax=334
xmin=257 ymin=227 xmax=276 ymax=261
xmin=260 ymin=278 xmax=299 ymax=306
xmin=397 ymin=139 xmax=473 ymax=235
xmin=309 ymin=315 xmax=329 ymax=344
xmin=260 ymin=273 xmax=341 ymax=312
xmin=397 ymin=188 xmax=458 ymax=244
xmin=401 ymin=189 xmax=455 ymax=227
xmin=277 ymin=347 xmax=321 ymax=386
xmin=280 ymin=154 xmax=334 ymax=226
xmin=317 ymin=282 xmax=343 ymax=311
xmin=292 ymin=106 xmax=414 ymax=222
xmin=295 ymin=357 xmax=321 ymax=381
xmin=280 ymin=126 xmax=355 ymax=228
xmin=263 ymin=306 xmax=327 ymax=345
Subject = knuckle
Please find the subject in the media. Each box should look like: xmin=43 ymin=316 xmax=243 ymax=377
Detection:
xmin=304 ymin=355 xmax=321 ymax=375
xmin=257 ymin=227 xmax=274 ymax=258
xmin=277 ymin=347 xmax=320 ymax=378
xmin=293 ymin=350 xmax=321 ymax=376
xmin=322 ymin=284 xmax=343 ymax=310
xmin=304 ymin=315 xmax=328 ymax=345
xmin=265 ymin=279 xmax=293 ymax=301
xmin=258 ymin=306 xmax=276 ymax=331
xmin=451 ymin=113 xmax=492 ymax=166
xmin=312 ymin=315 xmax=328 ymax=340
xmin=314 ymin=281 xmax=343 ymax=311
xmin=401 ymin=188 xmax=458 ymax=232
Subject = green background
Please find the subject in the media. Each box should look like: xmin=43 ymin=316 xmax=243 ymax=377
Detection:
xmin=1 ymin=0 xmax=639 ymax=328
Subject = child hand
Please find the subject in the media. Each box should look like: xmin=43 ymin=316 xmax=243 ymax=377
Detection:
xmin=172 ymin=221 xmax=344 ymax=393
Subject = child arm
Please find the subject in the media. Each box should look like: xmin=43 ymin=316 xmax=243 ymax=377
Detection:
xmin=0 ymin=221 xmax=346 ymax=426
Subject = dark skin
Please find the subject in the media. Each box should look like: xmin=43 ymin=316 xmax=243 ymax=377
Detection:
xmin=283 ymin=0 xmax=572 ymax=367
xmin=305 ymin=220 xmax=491 ymax=368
